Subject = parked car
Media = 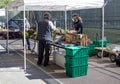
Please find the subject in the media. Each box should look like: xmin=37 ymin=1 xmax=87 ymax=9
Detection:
xmin=8 ymin=19 xmax=25 ymax=31
xmin=0 ymin=21 xmax=5 ymax=28
xmin=2 ymin=19 xmax=30 ymax=39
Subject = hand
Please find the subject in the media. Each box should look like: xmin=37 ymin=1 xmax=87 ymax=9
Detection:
xmin=69 ymin=30 xmax=77 ymax=34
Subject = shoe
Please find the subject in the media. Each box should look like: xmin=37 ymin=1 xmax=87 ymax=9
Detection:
xmin=37 ymin=63 xmax=41 ymax=66
xmin=37 ymin=62 xmax=42 ymax=66
xmin=43 ymin=64 xmax=50 ymax=67
xmin=28 ymin=48 xmax=31 ymax=50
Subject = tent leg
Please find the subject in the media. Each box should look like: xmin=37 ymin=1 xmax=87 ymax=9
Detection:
xmin=6 ymin=9 xmax=9 ymax=54
xmin=23 ymin=5 xmax=27 ymax=71
xmin=65 ymin=9 xmax=67 ymax=30
xmin=101 ymin=7 xmax=105 ymax=59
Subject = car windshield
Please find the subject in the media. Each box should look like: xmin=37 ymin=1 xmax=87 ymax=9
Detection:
xmin=10 ymin=19 xmax=23 ymax=28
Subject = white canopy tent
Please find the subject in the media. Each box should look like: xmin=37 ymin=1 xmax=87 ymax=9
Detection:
xmin=6 ymin=0 xmax=104 ymax=71
xmin=7 ymin=0 xmax=104 ymax=11
xmin=0 ymin=8 xmax=5 ymax=16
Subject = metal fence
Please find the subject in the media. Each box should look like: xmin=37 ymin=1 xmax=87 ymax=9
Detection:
xmin=4 ymin=0 xmax=119 ymax=44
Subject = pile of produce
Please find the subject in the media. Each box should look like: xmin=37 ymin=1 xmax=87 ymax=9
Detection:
xmin=52 ymin=28 xmax=88 ymax=46
xmin=52 ymin=28 xmax=69 ymax=41
xmin=0 ymin=27 xmax=2 ymax=31
xmin=21 ymin=27 xmax=36 ymax=39
xmin=0 ymin=26 xmax=4 ymax=31
xmin=30 ymin=32 xmax=37 ymax=40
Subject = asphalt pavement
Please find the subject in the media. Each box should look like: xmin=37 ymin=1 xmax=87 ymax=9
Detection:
xmin=0 ymin=39 xmax=120 ymax=84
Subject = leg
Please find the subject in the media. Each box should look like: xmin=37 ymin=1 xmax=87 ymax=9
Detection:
xmin=22 ymin=38 xmax=24 ymax=47
xmin=44 ymin=40 xmax=51 ymax=66
xmin=37 ymin=40 xmax=44 ymax=65
xmin=26 ymin=38 xmax=31 ymax=50
xmin=22 ymin=38 xmax=25 ymax=49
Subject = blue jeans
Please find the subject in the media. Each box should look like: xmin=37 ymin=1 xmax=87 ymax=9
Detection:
xmin=22 ymin=38 xmax=30 ymax=49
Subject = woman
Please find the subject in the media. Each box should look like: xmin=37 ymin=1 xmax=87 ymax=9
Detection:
xmin=72 ymin=14 xmax=83 ymax=34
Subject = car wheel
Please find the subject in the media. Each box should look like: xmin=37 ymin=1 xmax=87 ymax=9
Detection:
xmin=97 ymin=50 xmax=105 ymax=58
xmin=109 ymin=54 xmax=116 ymax=62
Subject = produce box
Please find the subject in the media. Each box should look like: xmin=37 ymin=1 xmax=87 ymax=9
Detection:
xmin=65 ymin=33 xmax=76 ymax=43
xmin=65 ymin=33 xmax=88 ymax=46
xmin=76 ymin=34 xmax=88 ymax=46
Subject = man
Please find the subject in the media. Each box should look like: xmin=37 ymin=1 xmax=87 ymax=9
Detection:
xmin=36 ymin=12 xmax=56 ymax=66
xmin=22 ymin=19 xmax=31 ymax=50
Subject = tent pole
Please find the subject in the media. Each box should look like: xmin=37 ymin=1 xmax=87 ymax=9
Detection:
xmin=101 ymin=6 xmax=105 ymax=60
xmin=6 ymin=8 xmax=9 ymax=54
xmin=65 ymin=8 xmax=67 ymax=30
xmin=101 ymin=0 xmax=109 ymax=60
xmin=23 ymin=5 xmax=27 ymax=71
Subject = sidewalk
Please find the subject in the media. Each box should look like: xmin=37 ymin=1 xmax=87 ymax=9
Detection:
xmin=0 ymin=51 xmax=62 ymax=84
xmin=0 ymin=40 xmax=120 ymax=84
xmin=25 ymin=51 xmax=120 ymax=84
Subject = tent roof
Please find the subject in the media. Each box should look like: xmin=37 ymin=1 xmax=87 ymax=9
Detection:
xmin=0 ymin=8 xmax=5 ymax=16
xmin=7 ymin=0 xmax=104 ymax=11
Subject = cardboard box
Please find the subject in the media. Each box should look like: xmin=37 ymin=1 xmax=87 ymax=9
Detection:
xmin=76 ymin=34 xmax=88 ymax=46
xmin=65 ymin=33 xmax=88 ymax=46
xmin=65 ymin=33 xmax=73 ymax=43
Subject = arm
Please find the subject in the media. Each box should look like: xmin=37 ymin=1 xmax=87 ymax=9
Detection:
xmin=48 ymin=21 xmax=62 ymax=34
xmin=72 ymin=21 xmax=76 ymax=30
xmin=78 ymin=22 xmax=83 ymax=34
xmin=25 ymin=20 xmax=30 ymax=31
xmin=48 ymin=21 xmax=56 ymax=31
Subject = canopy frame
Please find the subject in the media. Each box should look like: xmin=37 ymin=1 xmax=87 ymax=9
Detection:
xmin=5 ymin=0 xmax=105 ymax=71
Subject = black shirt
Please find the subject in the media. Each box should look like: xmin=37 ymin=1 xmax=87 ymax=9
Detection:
xmin=73 ymin=21 xmax=83 ymax=34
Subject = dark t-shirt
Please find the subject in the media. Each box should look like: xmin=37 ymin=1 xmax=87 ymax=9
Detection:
xmin=36 ymin=20 xmax=51 ymax=41
xmin=73 ymin=21 xmax=83 ymax=34
xmin=36 ymin=19 xmax=56 ymax=41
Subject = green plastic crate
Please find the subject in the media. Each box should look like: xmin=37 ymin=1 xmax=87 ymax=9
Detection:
xmin=65 ymin=46 xmax=82 ymax=56
xmin=65 ymin=46 xmax=88 ymax=57
xmin=65 ymin=64 xmax=88 ymax=77
xmin=87 ymin=44 xmax=97 ymax=57
xmin=87 ymin=44 xmax=96 ymax=51
xmin=88 ymin=49 xmax=96 ymax=56
xmin=93 ymin=40 xmax=109 ymax=47
xmin=65 ymin=55 xmax=88 ymax=66
xmin=88 ymin=50 xmax=97 ymax=57
xmin=79 ymin=47 xmax=88 ymax=56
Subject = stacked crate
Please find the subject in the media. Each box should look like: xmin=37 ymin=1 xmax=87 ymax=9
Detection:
xmin=87 ymin=40 xmax=109 ymax=57
xmin=65 ymin=46 xmax=88 ymax=77
xmin=87 ymin=44 xmax=97 ymax=57
xmin=93 ymin=40 xmax=109 ymax=47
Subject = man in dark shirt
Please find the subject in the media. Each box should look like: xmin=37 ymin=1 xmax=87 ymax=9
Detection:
xmin=72 ymin=14 xmax=83 ymax=34
xmin=36 ymin=12 xmax=56 ymax=67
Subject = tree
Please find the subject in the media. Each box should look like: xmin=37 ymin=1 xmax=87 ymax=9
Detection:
xmin=0 ymin=0 xmax=12 ymax=8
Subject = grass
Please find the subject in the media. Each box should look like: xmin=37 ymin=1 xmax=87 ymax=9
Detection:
xmin=84 ymin=28 xmax=120 ymax=44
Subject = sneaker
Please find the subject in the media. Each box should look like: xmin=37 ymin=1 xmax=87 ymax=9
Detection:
xmin=37 ymin=62 xmax=42 ymax=66
xmin=43 ymin=64 xmax=50 ymax=67
xmin=28 ymin=48 xmax=31 ymax=50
